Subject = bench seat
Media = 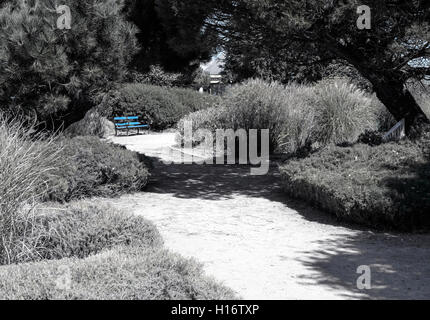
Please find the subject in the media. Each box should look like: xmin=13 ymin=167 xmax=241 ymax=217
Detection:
xmin=114 ymin=116 xmax=150 ymax=136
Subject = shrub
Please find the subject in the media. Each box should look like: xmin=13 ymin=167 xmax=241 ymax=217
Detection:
xmin=277 ymin=84 xmax=316 ymax=155
xmin=177 ymin=79 xmax=291 ymax=153
xmin=101 ymin=84 xmax=186 ymax=130
xmin=8 ymin=202 xmax=162 ymax=264
xmin=177 ymin=106 xmax=228 ymax=146
xmin=279 ymin=136 xmax=430 ymax=230
xmin=223 ymin=79 xmax=289 ymax=152
xmin=48 ymin=136 xmax=149 ymax=202
xmin=0 ymin=245 xmax=237 ymax=300
xmin=98 ymin=83 xmax=219 ymax=131
xmin=130 ymin=65 xmax=182 ymax=87
xmin=169 ymin=87 xmax=222 ymax=113
xmin=178 ymin=78 xmax=382 ymax=155
xmin=0 ymin=114 xmax=61 ymax=265
xmin=0 ymin=201 xmax=235 ymax=299
xmin=358 ymin=130 xmax=384 ymax=146
xmin=64 ymin=110 xmax=115 ymax=139
xmin=310 ymin=78 xmax=380 ymax=145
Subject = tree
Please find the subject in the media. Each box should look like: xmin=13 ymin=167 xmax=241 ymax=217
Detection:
xmin=124 ymin=0 xmax=219 ymax=79
xmin=0 ymin=0 xmax=138 ymax=129
xmin=204 ymin=0 xmax=430 ymax=134
xmin=192 ymin=67 xmax=211 ymax=89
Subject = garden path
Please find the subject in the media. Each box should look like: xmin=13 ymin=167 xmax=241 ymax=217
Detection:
xmin=101 ymin=132 xmax=430 ymax=300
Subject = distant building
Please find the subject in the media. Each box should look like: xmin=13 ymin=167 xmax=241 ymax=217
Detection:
xmin=201 ymin=53 xmax=226 ymax=95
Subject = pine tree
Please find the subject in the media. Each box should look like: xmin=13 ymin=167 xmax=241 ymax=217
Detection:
xmin=204 ymin=0 xmax=430 ymax=134
xmin=0 ymin=0 xmax=139 ymax=128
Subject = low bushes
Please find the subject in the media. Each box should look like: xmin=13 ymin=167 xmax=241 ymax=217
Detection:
xmin=169 ymin=87 xmax=222 ymax=113
xmin=3 ymin=202 xmax=162 ymax=265
xmin=64 ymin=109 xmax=115 ymax=139
xmin=222 ymin=79 xmax=290 ymax=153
xmin=30 ymin=202 xmax=163 ymax=262
xmin=177 ymin=78 xmax=385 ymax=155
xmin=48 ymin=136 xmax=150 ymax=202
xmin=0 ymin=245 xmax=236 ymax=300
xmin=310 ymin=78 xmax=380 ymax=145
xmin=99 ymin=83 xmax=218 ymax=131
xmin=0 ymin=202 xmax=235 ymax=300
xmin=0 ymin=115 xmax=236 ymax=299
xmin=177 ymin=106 xmax=228 ymax=146
xmin=279 ymin=134 xmax=430 ymax=230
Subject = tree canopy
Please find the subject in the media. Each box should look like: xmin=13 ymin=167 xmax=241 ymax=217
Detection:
xmin=203 ymin=0 xmax=430 ymax=132
xmin=124 ymin=0 xmax=219 ymax=79
xmin=0 ymin=0 xmax=138 ymax=128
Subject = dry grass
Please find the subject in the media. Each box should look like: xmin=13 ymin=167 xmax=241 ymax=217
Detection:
xmin=0 ymin=114 xmax=62 ymax=265
xmin=178 ymin=78 xmax=384 ymax=155
xmin=0 ymin=245 xmax=237 ymax=300
xmin=311 ymin=78 xmax=380 ymax=145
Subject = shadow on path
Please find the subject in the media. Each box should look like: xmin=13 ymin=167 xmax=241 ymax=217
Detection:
xmin=146 ymin=157 xmax=374 ymax=230
xmin=297 ymin=231 xmax=430 ymax=299
xmin=142 ymin=157 xmax=430 ymax=300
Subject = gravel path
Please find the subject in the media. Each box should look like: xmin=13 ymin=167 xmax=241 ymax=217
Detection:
xmin=102 ymin=133 xmax=430 ymax=300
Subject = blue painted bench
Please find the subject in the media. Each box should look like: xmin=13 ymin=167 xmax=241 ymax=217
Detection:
xmin=114 ymin=116 xmax=150 ymax=136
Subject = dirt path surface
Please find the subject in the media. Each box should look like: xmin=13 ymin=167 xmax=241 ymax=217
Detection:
xmin=102 ymin=133 xmax=430 ymax=300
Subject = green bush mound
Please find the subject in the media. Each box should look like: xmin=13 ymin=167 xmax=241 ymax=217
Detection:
xmin=280 ymin=136 xmax=430 ymax=230
xmin=0 ymin=245 xmax=236 ymax=300
xmin=48 ymin=136 xmax=150 ymax=202
xmin=0 ymin=203 xmax=236 ymax=299
xmin=99 ymin=83 xmax=218 ymax=131
xmin=5 ymin=202 xmax=162 ymax=265
xmin=64 ymin=109 xmax=115 ymax=139
xmin=21 ymin=202 xmax=163 ymax=263
xmin=169 ymin=87 xmax=222 ymax=113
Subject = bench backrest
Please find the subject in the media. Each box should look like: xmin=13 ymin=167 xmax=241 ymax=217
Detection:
xmin=114 ymin=116 xmax=139 ymax=121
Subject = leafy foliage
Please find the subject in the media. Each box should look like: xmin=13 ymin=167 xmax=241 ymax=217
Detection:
xmin=99 ymin=83 xmax=218 ymax=130
xmin=0 ymin=0 xmax=138 ymax=128
xmin=0 ymin=202 xmax=162 ymax=265
xmin=310 ymin=78 xmax=379 ymax=145
xmin=178 ymin=78 xmax=384 ymax=154
xmin=48 ymin=136 xmax=150 ymax=202
xmin=0 ymin=202 xmax=236 ymax=299
xmin=280 ymin=134 xmax=430 ymax=230
xmin=204 ymin=0 xmax=430 ymax=131
xmin=124 ymin=0 xmax=218 ymax=80
xmin=129 ymin=65 xmax=182 ymax=87
xmin=0 ymin=244 xmax=237 ymax=300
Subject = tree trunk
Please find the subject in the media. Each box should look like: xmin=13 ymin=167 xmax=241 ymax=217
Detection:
xmin=366 ymin=74 xmax=429 ymax=136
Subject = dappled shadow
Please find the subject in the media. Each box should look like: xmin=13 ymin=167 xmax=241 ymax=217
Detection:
xmin=147 ymin=157 xmax=284 ymax=201
xmin=297 ymin=231 xmax=430 ymax=299
xmin=382 ymin=160 xmax=430 ymax=231
xmin=143 ymin=156 xmax=366 ymax=230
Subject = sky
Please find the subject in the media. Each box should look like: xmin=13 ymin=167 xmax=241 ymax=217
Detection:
xmin=201 ymin=52 xmax=225 ymax=75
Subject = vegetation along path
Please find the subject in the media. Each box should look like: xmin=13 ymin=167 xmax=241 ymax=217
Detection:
xmin=101 ymin=133 xmax=430 ymax=300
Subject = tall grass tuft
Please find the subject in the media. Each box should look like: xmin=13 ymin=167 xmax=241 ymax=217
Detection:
xmin=177 ymin=78 xmax=385 ymax=156
xmin=0 ymin=114 xmax=61 ymax=265
xmin=278 ymin=84 xmax=316 ymax=154
xmin=223 ymin=79 xmax=289 ymax=152
xmin=311 ymin=78 xmax=378 ymax=145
